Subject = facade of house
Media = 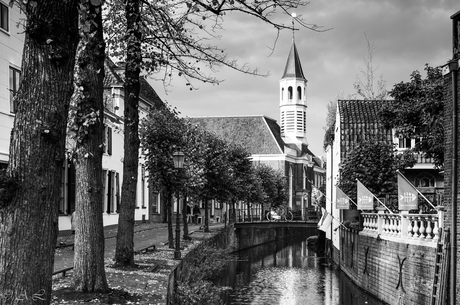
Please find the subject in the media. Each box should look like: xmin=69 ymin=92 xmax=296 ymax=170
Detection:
xmin=442 ymin=9 xmax=460 ymax=303
xmin=58 ymin=59 xmax=165 ymax=231
xmin=0 ymin=2 xmax=23 ymax=169
xmin=325 ymin=99 xmax=444 ymax=253
xmin=188 ymin=39 xmax=326 ymax=218
xmin=0 ymin=3 xmax=164 ymax=231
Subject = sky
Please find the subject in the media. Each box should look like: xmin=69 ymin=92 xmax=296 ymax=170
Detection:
xmin=148 ymin=0 xmax=457 ymax=158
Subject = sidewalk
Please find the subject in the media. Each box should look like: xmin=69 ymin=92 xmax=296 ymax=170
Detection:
xmin=54 ymin=221 xmax=225 ymax=272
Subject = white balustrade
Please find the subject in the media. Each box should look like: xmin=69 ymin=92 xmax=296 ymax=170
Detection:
xmin=360 ymin=209 xmax=443 ymax=248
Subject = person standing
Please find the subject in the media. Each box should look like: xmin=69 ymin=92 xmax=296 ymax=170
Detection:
xmin=192 ymin=205 xmax=201 ymax=224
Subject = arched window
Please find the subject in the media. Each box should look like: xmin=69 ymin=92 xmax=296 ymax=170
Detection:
xmin=297 ymin=86 xmax=302 ymax=101
xmin=281 ymin=87 xmax=284 ymax=100
xmin=288 ymin=86 xmax=293 ymax=100
xmin=415 ymin=172 xmax=435 ymax=187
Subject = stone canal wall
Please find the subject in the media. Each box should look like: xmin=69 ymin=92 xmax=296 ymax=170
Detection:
xmin=167 ymin=224 xmax=315 ymax=304
xmin=334 ymin=228 xmax=436 ymax=305
xmin=234 ymin=225 xmax=315 ymax=250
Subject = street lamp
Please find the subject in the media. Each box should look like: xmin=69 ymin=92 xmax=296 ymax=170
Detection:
xmin=172 ymin=150 xmax=185 ymax=260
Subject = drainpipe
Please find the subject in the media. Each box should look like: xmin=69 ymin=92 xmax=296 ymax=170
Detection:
xmin=330 ymin=143 xmax=334 ymax=260
xmin=449 ymin=58 xmax=458 ymax=305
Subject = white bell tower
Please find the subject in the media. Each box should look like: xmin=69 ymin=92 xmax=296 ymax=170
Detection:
xmin=279 ymin=38 xmax=308 ymax=147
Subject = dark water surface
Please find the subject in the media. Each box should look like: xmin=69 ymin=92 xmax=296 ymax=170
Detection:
xmin=216 ymin=236 xmax=387 ymax=305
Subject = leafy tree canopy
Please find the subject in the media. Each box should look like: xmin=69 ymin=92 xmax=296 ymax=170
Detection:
xmin=338 ymin=140 xmax=416 ymax=210
xmin=379 ymin=64 xmax=444 ymax=169
xmin=104 ymin=0 xmax=325 ymax=90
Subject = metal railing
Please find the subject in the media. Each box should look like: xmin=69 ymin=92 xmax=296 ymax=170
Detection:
xmin=231 ymin=208 xmax=320 ymax=223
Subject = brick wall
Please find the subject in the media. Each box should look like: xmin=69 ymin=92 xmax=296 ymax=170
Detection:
xmin=443 ymin=61 xmax=460 ymax=301
xmin=335 ymin=229 xmax=436 ymax=305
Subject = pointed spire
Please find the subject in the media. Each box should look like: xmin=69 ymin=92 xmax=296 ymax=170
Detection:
xmin=281 ymin=40 xmax=306 ymax=80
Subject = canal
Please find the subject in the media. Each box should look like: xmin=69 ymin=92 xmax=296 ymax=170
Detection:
xmin=216 ymin=235 xmax=388 ymax=305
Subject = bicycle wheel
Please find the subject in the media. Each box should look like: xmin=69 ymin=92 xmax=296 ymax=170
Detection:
xmin=285 ymin=211 xmax=293 ymax=222
xmin=266 ymin=211 xmax=272 ymax=221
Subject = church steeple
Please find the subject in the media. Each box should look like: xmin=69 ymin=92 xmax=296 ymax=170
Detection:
xmin=281 ymin=41 xmax=306 ymax=80
xmin=279 ymin=38 xmax=308 ymax=147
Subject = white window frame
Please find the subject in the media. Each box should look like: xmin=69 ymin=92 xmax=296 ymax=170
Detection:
xmin=0 ymin=2 xmax=9 ymax=33
xmin=9 ymin=66 xmax=20 ymax=113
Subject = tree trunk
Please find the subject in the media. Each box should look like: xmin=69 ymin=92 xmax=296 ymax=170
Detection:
xmin=114 ymin=0 xmax=142 ymax=267
xmin=231 ymin=200 xmax=236 ymax=224
xmin=71 ymin=0 xmax=108 ymax=292
xmin=204 ymin=198 xmax=209 ymax=232
xmin=161 ymin=192 xmax=167 ymax=223
xmin=247 ymin=201 xmax=251 ymax=221
xmin=167 ymin=192 xmax=174 ymax=248
xmin=0 ymin=2 xmax=79 ymax=304
xmin=182 ymin=194 xmax=190 ymax=240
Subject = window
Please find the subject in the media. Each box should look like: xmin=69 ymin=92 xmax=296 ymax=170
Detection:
xmin=296 ymin=111 xmax=303 ymax=132
xmin=398 ymin=138 xmax=412 ymax=149
xmin=303 ymin=112 xmax=306 ymax=133
xmin=415 ymin=172 xmax=435 ymax=188
xmin=297 ymin=86 xmax=302 ymax=101
xmin=285 ymin=111 xmax=295 ymax=132
xmin=115 ymin=172 xmax=120 ymax=212
xmin=103 ymin=170 xmax=118 ymax=213
xmin=214 ymin=201 xmax=223 ymax=209
xmin=280 ymin=111 xmax=285 ymax=133
xmin=150 ymin=190 xmax=159 ymax=214
xmin=9 ymin=66 xmax=20 ymax=113
xmin=288 ymin=86 xmax=293 ymax=100
xmin=1 ymin=2 xmax=8 ymax=32
xmin=60 ymin=160 xmax=75 ymax=215
xmin=141 ymin=165 xmax=146 ymax=208
xmin=281 ymin=88 xmax=284 ymax=100
xmin=103 ymin=125 xmax=112 ymax=155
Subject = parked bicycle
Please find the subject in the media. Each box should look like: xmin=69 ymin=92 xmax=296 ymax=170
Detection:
xmin=266 ymin=206 xmax=293 ymax=222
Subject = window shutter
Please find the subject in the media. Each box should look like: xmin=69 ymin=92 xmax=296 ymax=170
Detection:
xmin=116 ymin=172 xmax=120 ymax=213
xmin=107 ymin=127 xmax=112 ymax=155
xmin=103 ymin=125 xmax=107 ymax=154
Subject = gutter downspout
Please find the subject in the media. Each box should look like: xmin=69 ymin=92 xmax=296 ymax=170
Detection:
xmin=330 ymin=143 xmax=334 ymax=261
xmin=449 ymin=58 xmax=458 ymax=305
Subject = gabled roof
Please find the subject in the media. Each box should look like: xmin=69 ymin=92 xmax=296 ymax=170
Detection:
xmin=139 ymin=77 xmax=165 ymax=110
xmin=187 ymin=115 xmax=284 ymax=155
xmin=104 ymin=58 xmax=165 ymax=110
xmin=281 ymin=41 xmax=306 ymax=80
xmin=338 ymin=100 xmax=393 ymax=160
xmin=104 ymin=58 xmax=124 ymax=86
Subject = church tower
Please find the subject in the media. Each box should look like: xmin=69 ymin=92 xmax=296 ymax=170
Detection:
xmin=279 ymin=39 xmax=308 ymax=148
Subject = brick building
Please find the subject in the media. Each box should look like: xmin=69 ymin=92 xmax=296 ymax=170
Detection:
xmin=326 ymin=99 xmax=444 ymax=255
xmin=442 ymin=9 xmax=460 ymax=304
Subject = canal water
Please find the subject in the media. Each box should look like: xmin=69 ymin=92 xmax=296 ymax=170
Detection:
xmin=216 ymin=236 xmax=388 ymax=305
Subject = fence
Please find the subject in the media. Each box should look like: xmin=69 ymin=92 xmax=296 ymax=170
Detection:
xmin=231 ymin=207 xmax=320 ymax=223
xmin=360 ymin=206 xmax=444 ymax=248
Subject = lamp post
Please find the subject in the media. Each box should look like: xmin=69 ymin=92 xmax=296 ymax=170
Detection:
xmin=173 ymin=150 xmax=185 ymax=260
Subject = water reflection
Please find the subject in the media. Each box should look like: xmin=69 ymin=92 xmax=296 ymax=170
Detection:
xmin=217 ymin=236 xmax=387 ymax=305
